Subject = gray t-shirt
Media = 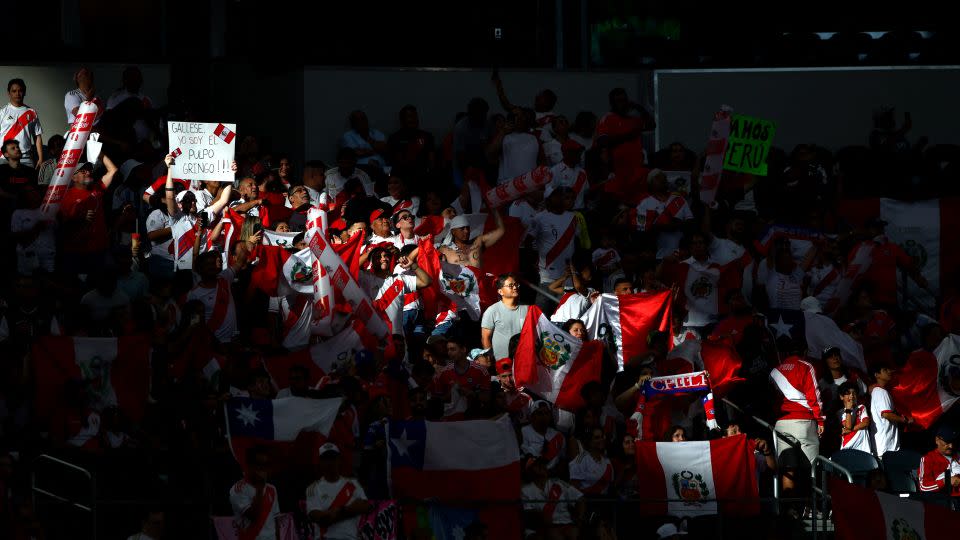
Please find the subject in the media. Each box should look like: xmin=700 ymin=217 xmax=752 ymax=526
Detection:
xmin=481 ymin=302 xmax=529 ymax=360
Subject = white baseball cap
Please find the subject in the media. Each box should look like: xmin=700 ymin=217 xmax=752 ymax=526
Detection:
xmin=656 ymin=523 xmax=688 ymax=539
xmin=319 ymin=442 xmax=340 ymax=457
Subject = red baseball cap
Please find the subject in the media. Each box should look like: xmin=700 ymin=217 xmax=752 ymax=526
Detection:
xmin=561 ymin=139 xmax=584 ymax=152
xmin=496 ymin=358 xmax=513 ymax=373
xmin=369 ymin=208 xmax=386 ymax=222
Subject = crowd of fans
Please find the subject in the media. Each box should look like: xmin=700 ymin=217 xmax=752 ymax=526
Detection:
xmin=0 ymin=65 xmax=959 ymax=540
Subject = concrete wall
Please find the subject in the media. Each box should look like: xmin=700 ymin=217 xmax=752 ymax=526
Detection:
xmin=0 ymin=64 xmax=170 ymax=138
xmin=654 ymin=66 xmax=960 ymax=152
xmin=302 ymin=68 xmax=647 ymax=164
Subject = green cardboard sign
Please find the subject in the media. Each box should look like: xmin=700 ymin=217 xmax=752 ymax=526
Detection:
xmin=723 ymin=114 xmax=776 ymax=176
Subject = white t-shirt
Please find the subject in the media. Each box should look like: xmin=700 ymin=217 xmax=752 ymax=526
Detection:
xmin=521 ymin=425 xmax=566 ymax=470
xmin=305 ymin=476 xmax=367 ymax=540
xmin=0 ymin=103 xmax=42 ymax=166
xmin=10 ymin=208 xmax=56 ymax=273
xmin=870 ymin=386 xmax=900 ymax=457
xmin=547 ymin=162 xmax=589 ymax=209
xmin=268 ymin=295 xmax=311 ymax=351
xmin=709 ymin=237 xmax=746 ymax=266
xmin=80 ymin=289 xmax=131 ymax=322
xmin=106 ymin=89 xmax=153 ymax=110
xmin=635 ymin=194 xmax=693 ymax=259
xmin=498 ymin=132 xmax=540 ymax=183
xmin=839 ymin=404 xmax=872 ymax=453
xmin=229 ymin=480 xmax=280 ymax=540
xmin=145 ymin=209 xmax=174 ymax=261
xmin=170 ymin=214 xmax=203 ymax=270
xmin=808 ymin=264 xmax=840 ymax=305
xmin=542 ymin=138 xmax=563 ymax=166
xmin=527 ymin=211 xmax=579 ymax=283
xmin=569 ymin=452 xmax=613 ymax=495
xmin=187 ymin=268 xmax=237 ymax=342
xmin=522 ymin=479 xmax=582 ymax=526
xmin=63 ymin=89 xmax=102 ymax=126
xmin=509 ymin=199 xmax=538 ymax=231
xmin=761 ymin=266 xmax=805 ymax=310
xmin=324 ymin=167 xmax=374 ymax=201
xmin=361 ymin=271 xmax=419 ymax=333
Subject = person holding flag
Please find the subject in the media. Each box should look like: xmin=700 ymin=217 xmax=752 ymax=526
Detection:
xmin=163 ymin=152 xmax=235 ymax=270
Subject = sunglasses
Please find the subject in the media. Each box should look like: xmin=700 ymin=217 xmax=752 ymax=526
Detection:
xmin=397 ymin=214 xmax=414 ymax=221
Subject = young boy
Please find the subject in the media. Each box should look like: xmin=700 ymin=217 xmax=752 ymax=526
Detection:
xmin=837 ymin=381 xmax=871 ymax=453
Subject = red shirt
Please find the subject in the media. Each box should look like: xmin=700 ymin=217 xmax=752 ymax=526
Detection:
xmin=597 ymin=112 xmax=647 ymax=189
xmin=859 ymin=238 xmax=913 ymax=306
xmin=711 ymin=314 xmax=754 ymax=345
xmin=434 ymin=363 xmax=490 ymax=395
xmin=59 ymin=180 xmax=108 ymax=253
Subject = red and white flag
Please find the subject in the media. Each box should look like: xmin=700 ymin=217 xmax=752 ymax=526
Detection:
xmin=42 ymin=101 xmax=98 ymax=216
xmin=635 ymin=434 xmax=759 ymax=517
xmin=484 ymin=166 xmax=553 ymax=208
xmin=514 ymin=306 xmax=604 ymax=410
xmin=214 ymin=123 xmax=236 ymax=144
xmin=892 ymin=334 xmax=960 ymax=429
xmin=831 ymin=478 xmax=960 ymax=540
xmin=834 ymin=198 xmax=960 ymax=313
xmin=699 ymin=107 xmax=732 ymax=205
xmin=582 ymin=290 xmax=673 ymax=370
xmin=33 ymin=336 xmax=152 ymax=421
xmin=309 ymin=233 xmax=389 ymax=338
xmin=263 ymin=229 xmax=299 ymax=248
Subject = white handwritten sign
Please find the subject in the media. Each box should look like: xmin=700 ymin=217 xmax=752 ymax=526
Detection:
xmin=167 ymin=122 xmax=236 ymax=182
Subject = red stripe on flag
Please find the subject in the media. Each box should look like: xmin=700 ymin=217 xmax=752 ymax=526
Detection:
xmin=619 ymin=291 xmax=673 ymax=364
xmin=829 ymin=480 xmax=886 ymax=540
xmin=633 ymin=439 xmax=667 ymax=515
xmin=891 ymin=349 xmax=942 ymax=429
xmin=553 ymin=340 xmax=604 ymax=410
xmin=214 ymin=123 xmax=236 ymax=144
xmin=709 ymin=435 xmax=760 ymax=515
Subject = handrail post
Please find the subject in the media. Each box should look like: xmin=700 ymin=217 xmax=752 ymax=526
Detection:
xmin=31 ymin=453 xmax=95 ymax=537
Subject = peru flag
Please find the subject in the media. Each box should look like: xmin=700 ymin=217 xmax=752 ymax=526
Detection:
xmin=831 ymin=478 xmax=960 ymax=540
xmin=514 ymin=306 xmax=604 ymax=410
xmin=582 ymin=290 xmax=673 ymax=370
xmin=388 ymin=417 xmax=521 ymax=539
xmin=834 ymin=198 xmax=960 ymax=314
xmin=891 ymin=334 xmax=960 ymax=429
xmin=33 ymin=336 xmax=152 ymax=421
xmin=634 ymin=434 xmax=759 ymax=517
xmin=225 ymin=397 xmax=342 ymax=469
xmin=214 ymin=122 xmax=236 ymax=144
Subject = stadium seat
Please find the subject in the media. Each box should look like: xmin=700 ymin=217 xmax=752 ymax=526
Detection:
xmin=882 ymin=450 xmax=922 ymax=494
xmin=830 ymin=449 xmax=880 ymax=485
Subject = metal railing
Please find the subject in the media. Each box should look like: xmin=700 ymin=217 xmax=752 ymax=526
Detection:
xmin=32 ymin=453 xmax=96 ymax=539
xmin=721 ymin=397 xmax=804 ymax=515
xmin=810 ymin=455 xmax=854 ymax=539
